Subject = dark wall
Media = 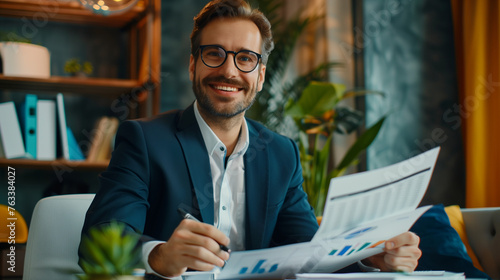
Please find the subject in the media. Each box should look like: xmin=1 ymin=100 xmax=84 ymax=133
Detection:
xmin=363 ymin=0 xmax=465 ymax=206
xmin=159 ymin=0 xmax=208 ymax=112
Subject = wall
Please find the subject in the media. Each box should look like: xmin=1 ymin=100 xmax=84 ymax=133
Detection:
xmin=363 ymin=0 xmax=466 ymax=206
xmin=160 ymin=0 xmax=208 ymax=112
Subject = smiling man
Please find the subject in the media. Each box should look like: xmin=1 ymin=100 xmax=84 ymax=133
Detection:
xmin=80 ymin=0 xmax=421 ymax=278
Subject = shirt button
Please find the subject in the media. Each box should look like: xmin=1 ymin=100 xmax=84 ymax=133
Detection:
xmin=220 ymin=146 xmax=225 ymax=151
xmin=222 ymin=206 xmax=227 ymax=211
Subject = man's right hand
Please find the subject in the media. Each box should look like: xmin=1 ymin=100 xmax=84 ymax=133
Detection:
xmin=148 ymin=219 xmax=230 ymax=277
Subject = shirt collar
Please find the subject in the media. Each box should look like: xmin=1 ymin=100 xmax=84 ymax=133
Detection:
xmin=193 ymin=100 xmax=249 ymax=157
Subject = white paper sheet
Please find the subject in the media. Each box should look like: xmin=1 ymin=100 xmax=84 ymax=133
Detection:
xmin=296 ymin=271 xmax=465 ymax=280
xmin=190 ymin=147 xmax=441 ymax=280
xmin=314 ymin=147 xmax=440 ymax=240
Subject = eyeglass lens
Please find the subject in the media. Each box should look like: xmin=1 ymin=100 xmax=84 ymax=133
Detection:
xmin=201 ymin=45 xmax=259 ymax=72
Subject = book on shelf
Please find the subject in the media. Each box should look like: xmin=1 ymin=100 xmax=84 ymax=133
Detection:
xmin=86 ymin=116 xmax=119 ymax=162
xmin=0 ymin=101 xmax=29 ymax=159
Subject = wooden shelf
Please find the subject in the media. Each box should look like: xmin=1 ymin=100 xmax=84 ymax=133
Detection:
xmin=0 ymin=74 xmax=142 ymax=95
xmin=0 ymin=0 xmax=146 ymax=28
xmin=0 ymin=158 xmax=109 ymax=171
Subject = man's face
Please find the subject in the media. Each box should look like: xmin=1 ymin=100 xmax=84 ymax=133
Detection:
xmin=189 ymin=18 xmax=266 ymax=118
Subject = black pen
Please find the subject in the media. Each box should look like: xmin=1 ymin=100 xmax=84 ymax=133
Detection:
xmin=177 ymin=207 xmax=230 ymax=253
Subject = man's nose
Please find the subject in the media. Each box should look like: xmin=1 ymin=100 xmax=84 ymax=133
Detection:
xmin=218 ymin=54 xmax=239 ymax=78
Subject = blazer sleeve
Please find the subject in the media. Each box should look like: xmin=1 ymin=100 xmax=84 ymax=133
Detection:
xmin=81 ymin=120 xmax=152 ymax=237
xmin=271 ymin=138 xmax=319 ymax=246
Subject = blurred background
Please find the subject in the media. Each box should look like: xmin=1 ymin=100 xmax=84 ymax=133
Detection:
xmin=0 ymin=0 xmax=498 ymax=225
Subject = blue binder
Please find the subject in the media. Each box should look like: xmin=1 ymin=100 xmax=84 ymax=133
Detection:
xmin=67 ymin=127 xmax=85 ymax=160
xmin=18 ymin=94 xmax=37 ymax=159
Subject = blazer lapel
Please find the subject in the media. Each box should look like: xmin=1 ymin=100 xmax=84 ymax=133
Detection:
xmin=244 ymin=122 xmax=270 ymax=250
xmin=175 ymin=105 xmax=214 ymax=225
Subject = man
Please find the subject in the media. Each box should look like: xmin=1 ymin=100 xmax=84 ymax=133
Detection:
xmin=80 ymin=0 xmax=421 ymax=277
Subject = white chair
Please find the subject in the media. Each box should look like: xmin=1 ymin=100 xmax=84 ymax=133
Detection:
xmin=23 ymin=194 xmax=95 ymax=280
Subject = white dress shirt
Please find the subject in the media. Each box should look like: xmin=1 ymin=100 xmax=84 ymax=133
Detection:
xmin=193 ymin=101 xmax=248 ymax=251
xmin=142 ymin=101 xmax=248 ymax=277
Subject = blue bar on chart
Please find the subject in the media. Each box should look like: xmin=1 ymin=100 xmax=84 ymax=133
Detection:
xmin=337 ymin=245 xmax=352 ymax=256
xmin=239 ymin=259 xmax=279 ymax=275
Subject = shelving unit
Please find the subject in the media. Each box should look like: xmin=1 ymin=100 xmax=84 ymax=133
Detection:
xmin=0 ymin=158 xmax=109 ymax=171
xmin=0 ymin=74 xmax=141 ymax=95
xmin=0 ymin=0 xmax=161 ymax=171
xmin=0 ymin=0 xmax=147 ymax=27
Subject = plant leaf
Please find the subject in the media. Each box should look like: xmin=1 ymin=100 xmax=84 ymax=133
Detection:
xmin=285 ymin=82 xmax=345 ymax=119
xmin=335 ymin=117 xmax=386 ymax=172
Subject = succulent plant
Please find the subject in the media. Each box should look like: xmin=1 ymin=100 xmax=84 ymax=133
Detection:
xmin=64 ymin=58 xmax=93 ymax=76
xmin=79 ymin=221 xmax=142 ymax=279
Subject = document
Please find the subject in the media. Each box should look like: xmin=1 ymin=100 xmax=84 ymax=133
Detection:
xmin=188 ymin=147 xmax=440 ymax=280
xmin=296 ymin=271 xmax=465 ymax=280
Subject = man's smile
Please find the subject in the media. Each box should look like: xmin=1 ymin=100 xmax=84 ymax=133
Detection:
xmin=211 ymin=84 xmax=240 ymax=92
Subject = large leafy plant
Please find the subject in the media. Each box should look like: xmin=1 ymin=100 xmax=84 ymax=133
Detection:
xmin=247 ymin=0 xmax=338 ymax=135
xmin=246 ymin=0 xmax=385 ymax=215
xmin=285 ymin=82 xmax=385 ymax=216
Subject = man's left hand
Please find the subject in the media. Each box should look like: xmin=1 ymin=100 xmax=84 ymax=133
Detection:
xmin=364 ymin=231 xmax=422 ymax=272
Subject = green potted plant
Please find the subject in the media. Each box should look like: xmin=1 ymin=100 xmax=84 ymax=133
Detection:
xmin=285 ymin=81 xmax=386 ymax=216
xmin=79 ymin=221 xmax=143 ymax=280
xmin=64 ymin=58 xmax=93 ymax=77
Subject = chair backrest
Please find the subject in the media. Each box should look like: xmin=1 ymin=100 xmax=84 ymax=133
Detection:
xmin=23 ymin=194 xmax=95 ymax=280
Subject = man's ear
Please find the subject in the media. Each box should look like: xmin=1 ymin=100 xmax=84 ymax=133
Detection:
xmin=257 ymin=64 xmax=266 ymax=92
xmin=189 ymin=54 xmax=195 ymax=81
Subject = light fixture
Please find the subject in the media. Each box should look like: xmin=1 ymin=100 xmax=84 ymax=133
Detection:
xmin=79 ymin=0 xmax=139 ymax=16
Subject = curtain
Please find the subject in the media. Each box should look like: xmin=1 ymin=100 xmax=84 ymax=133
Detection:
xmin=451 ymin=0 xmax=500 ymax=207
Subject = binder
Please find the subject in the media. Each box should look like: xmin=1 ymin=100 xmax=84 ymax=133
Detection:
xmin=67 ymin=127 xmax=85 ymax=160
xmin=0 ymin=101 xmax=27 ymax=159
xmin=36 ymin=99 xmax=56 ymax=160
xmin=18 ymin=94 xmax=37 ymax=158
xmin=56 ymin=93 xmax=70 ymax=160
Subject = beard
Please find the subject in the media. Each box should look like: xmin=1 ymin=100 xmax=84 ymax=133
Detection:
xmin=192 ymin=70 xmax=258 ymax=119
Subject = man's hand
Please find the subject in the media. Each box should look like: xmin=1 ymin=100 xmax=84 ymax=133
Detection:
xmin=364 ymin=232 xmax=421 ymax=272
xmin=148 ymin=219 xmax=230 ymax=277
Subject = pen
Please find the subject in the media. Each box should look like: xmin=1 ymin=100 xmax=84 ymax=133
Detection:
xmin=177 ymin=207 xmax=230 ymax=253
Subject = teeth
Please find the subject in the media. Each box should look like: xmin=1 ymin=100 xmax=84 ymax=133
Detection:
xmin=214 ymin=85 xmax=238 ymax=92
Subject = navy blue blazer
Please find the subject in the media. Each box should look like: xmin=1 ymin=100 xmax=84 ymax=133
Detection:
xmin=82 ymin=104 xmax=319 ymax=250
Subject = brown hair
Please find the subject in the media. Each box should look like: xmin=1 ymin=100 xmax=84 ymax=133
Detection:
xmin=190 ymin=0 xmax=274 ymax=65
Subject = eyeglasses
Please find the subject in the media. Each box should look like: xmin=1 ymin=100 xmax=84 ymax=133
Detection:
xmin=199 ymin=45 xmax=262 ymax=73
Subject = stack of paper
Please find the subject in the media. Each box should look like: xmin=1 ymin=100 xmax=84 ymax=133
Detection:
xmin=296 ymin=271 xmax=465 ymax=280
xmin=189 ymin=148 xmax=441 ymax=279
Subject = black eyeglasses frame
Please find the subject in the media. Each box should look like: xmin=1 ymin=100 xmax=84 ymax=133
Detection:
xmin=198 ymin=44 xmax=262 ymax=73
